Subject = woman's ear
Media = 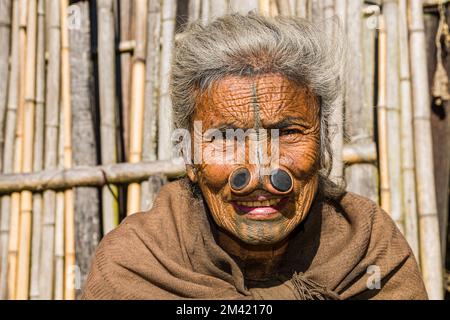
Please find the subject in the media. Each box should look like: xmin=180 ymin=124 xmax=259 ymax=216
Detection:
xmin=186 ymin=165 xmax=198 ymax=183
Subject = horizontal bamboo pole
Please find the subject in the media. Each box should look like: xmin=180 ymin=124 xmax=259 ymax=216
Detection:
xmin=0 ymin=160 xmax=186 ymax=193
xmin=0 ymin=142 xmax=376 ymax=194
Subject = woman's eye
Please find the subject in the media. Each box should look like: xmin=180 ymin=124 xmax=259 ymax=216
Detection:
xmin=280 ymin=129 xmax=302 ymax=136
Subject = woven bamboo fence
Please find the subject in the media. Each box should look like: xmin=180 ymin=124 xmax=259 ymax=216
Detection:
xmin=0 ymin=0 xmax=448 ymax=300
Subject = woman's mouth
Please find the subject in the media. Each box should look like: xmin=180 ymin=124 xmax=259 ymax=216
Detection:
xmin=231 ymin=197 xmax=289 ymax=220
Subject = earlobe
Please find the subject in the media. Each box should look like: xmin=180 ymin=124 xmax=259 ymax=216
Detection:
xmin=186 ymin=165 xmax=198 ymax=183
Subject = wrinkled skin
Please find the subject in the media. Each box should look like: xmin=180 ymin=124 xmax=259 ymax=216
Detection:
xmin=187 ymin=73 xmax=321 ymax=280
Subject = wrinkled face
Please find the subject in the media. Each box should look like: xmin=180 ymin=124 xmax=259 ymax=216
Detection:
xmin=188 ymin=74 xmax=320 ymax=245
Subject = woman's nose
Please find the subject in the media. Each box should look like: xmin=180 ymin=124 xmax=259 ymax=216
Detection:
xmin=228 ymin=166 xmax=294 ymax=195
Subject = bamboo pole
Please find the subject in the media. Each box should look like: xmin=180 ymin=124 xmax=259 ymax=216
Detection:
xmin=210 ymin=0 xmax=228 ymax=17
xmin=0 ymin=0 xmax=12 ymax=172
xmin=119 ymin=0 xmax=132 ymax=160
xmin=259 ymin=0 xmax=271 ymax=16
xmin=189 ymin=0 xmax=201 ymax=22
xmin=0 ymin=143 xmax=372 ymax=194
xmin=141 ymin=0 xmax=162 ymax=211
xmin=29 ymin=0 xmax=45 ymax=300
xmin=311 ymin=0 xmax=323 ymax=22
xmin=201 ymin=0 xmax=210 ymax=24
xmin=16 ymin=0 xmax=37 ymax=300
xmin=276 ymin=0 xmax=291 ymax=15
xmin=295 ymin=0 xmax=308 ymax=18
xmin=408 ymin=0 xmax=444 ymax=300
xmin=398 ymin=0 xmax=419 ymax=257
xmin=8 ymin=0 xmax=28 ymax=300
xmin=39 ymin=0 xmax=60 ymax=300
xmin=60 ymin=0 xmax=75 ymax=300
xmin=229 ymin=0 xmax=259 ymax=14
xmin=127 ymin=0 xmax=148 ymax=215
xmin=158 ymin=0 xmax=177 ymax=161
xmin=377 ymin=16 xmax=391 ymax=215
xmin=0 ymin=0 xmax=19 ymax=300
xmin=0 ymin=160 xmax=186 ymax=194
xmin=97 ymin=0 xmax=119 ymax=233
xmin=324 ymin=0 xmax=344 ymax=184
xmin=383 ymin=0 xmax=404 ymax=233
xmin=54 ymin=86 xmax=65 ymax=301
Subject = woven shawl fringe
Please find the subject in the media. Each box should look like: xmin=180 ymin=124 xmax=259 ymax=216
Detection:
xmin=291 ymin=272 xmax=341 ymax=300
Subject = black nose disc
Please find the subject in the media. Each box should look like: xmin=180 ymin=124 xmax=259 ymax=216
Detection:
xmin=230 ymin=167 xmax=251 ymax=191
xmin=270 ymin=169 xmax=293 ymax=192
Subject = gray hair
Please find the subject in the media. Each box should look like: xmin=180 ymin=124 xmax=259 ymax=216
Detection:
xmin=171 ymin=13 xmax=345 ymax=196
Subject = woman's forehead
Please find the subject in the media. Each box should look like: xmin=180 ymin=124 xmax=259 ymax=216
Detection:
xmin=193 ymin=74 xmax=320 ymax=129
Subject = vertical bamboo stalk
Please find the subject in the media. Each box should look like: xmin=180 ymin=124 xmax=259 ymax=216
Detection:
xmin=329 ymin=0 xmax=346 ymax=184
xmin=69 ymin=0 xmax=100 ymax=298
xmin=119 ymin=0 xmax=132 ymax=160
xmin=16 ymin=0 xmax=37 ymax=300
xmin=201 ymin=0 xmax=210 ymax=24
xmin=383 ymin=0 xmax=404 ymax=233
xmin=210 ymin=0 xmax=228 ymax=17
xmin=97 ymin=0 xmax=118 ymax=233
xmin=158 ymin=0 xmax=177 ymax=161
xmin=141 ymin=0 xmax=162 ymax=211
xmin=408 ymin=0 xmax=443 ymax=300
xmin=324 ymin=0 xmax=344 ymax=184
xmin=344 ymin=0 xmax=378 ymax=203
xmin=60 ymin=0 xmax=75 ymax=300
xmin=295 ymin=0 xmax=308 ymax=18
xmin=39 ymin=0 xmax=60 ymax=300
xmin=311 ymin=0 xmax=323 ymax=22
xmin=398 ymin=0 xmax=419 ymax=257
xmin=276 ymin=0 xmax=291 ymax=15
xmin=0 ymin=0 xmax=19 ymax=300
xmin=0 ymin=0 xmax=12 ymax=172
xmin=259 ymin=0 xmax=271 ymax=16
xmin=229 ymin=0 xmax=258 ymax=14
xmin=377 ymin=16 xmax=391 ymax=215
xmin=189 ymin=0 xmax=201 ymax=22
xmin=127 ymin=0 xmax=148 ymax=215
xmin=54 ymin=95 xmax=65 ymax=301
xmin=8 ymin=0 xmax=28 ymax=300
xmin=29 ymin=0 xmax=45 ymax=300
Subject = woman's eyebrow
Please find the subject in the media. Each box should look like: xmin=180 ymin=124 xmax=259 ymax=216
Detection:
xmin=268 ymin=117 xmax=311 ymax=129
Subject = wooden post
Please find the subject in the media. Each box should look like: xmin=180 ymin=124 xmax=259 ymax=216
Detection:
xmin=408 ymin=0 xmax=443 ymax=300
xmin=344 ymin=0 xmax=378 ymax=203
xmin=68 ymin=0 xmax=100 ymax=298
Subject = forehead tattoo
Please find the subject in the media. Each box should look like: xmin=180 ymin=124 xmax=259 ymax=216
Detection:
xmin=251 ymin=82 xmax=266 ymax=181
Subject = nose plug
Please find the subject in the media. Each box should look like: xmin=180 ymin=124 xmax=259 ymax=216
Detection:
xmin=229 ymin=167 xmax=293 ymax=193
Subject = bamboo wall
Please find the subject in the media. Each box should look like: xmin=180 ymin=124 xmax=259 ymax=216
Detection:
xmin=0 ymin=0 xmax=448 ymax=300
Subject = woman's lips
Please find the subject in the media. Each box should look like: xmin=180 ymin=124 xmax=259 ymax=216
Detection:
xmin=231 ymin=197 xmax=289 ymax=220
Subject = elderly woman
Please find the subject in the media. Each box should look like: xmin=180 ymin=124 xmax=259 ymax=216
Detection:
xmin=82 ymin=14 xmax=427 ymax=300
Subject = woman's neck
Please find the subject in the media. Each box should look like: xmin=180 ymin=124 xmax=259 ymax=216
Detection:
xmin=216 ymin=229 xmax=290 ymax=281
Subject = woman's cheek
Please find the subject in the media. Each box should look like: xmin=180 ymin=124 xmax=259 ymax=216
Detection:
xmin=280 ymin=138 xmax=320 ymax=177
xmin=198 ymin=163 xmax=231 ymax=191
